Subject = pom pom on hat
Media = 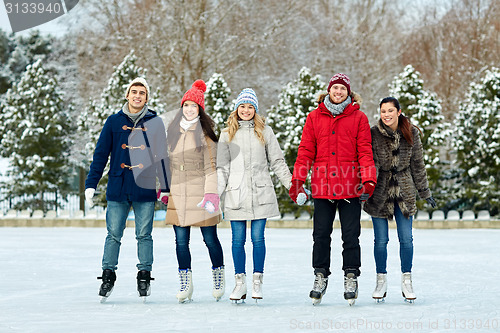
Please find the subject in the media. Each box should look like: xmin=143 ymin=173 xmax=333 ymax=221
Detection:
xmin=181 ymin=79 xmax=207 ymax=110
xmin=234 ymin=88 xmax=259 ymax=114
xmin=125 ymin=77 xmax=150 ymax=102
xmin=327 ymin=73 xmax=351 ymax=96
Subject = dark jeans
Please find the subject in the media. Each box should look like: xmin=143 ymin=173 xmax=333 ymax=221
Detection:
xmin=173 ymin=225 xmax=224 ymax=270
xmin=312 ymin=198 xmax=361 ymax=277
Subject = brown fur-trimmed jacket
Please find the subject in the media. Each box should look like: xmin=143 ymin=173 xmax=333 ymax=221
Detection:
xmin=363 ymin=120 xmax=432 ymax=219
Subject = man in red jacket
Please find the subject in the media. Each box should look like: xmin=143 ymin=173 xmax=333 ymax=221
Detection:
xmin=289 ymin=73 xmax=376 ymax=306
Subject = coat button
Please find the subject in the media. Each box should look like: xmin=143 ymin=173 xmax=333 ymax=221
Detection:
xmin=332 ymin=173 xmax=336 ymax=177
xmin=332 ymin=152 xmax=335 ymax=155
xmin=332 ymin=131 xmax=335 ymax=134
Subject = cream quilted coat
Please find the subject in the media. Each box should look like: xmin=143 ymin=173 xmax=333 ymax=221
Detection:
xmin=217 ymin=120 xmax=292 ymax=220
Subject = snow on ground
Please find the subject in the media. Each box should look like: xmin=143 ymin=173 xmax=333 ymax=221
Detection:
xmin=1 ymin=226 xmax=499 ymax=333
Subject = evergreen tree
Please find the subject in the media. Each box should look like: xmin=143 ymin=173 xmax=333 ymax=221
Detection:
xmin=78 ymin=50 xmax=147 ymax=206
xmin=0 ymin=30 xmax=52 ymax=95
xmin=205 ymin=72 xmax=232 ymax=135
xmin=453 ymin=67 xmax=500 ymax=215
xmin=388 ymin=64 xmax=447 ymax=208
xmin=267 ymin=67 xmax=324 ymax=217
xmin=0 ymin=59 xmax=73 ymax=211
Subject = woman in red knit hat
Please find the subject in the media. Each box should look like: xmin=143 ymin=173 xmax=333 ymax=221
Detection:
xmin=163 ymin=80 xmax=225 ymax=303
xmin=289 ymin=73 xmax=377 ymax=306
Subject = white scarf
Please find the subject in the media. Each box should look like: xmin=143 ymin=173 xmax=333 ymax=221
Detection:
xmin=180 ymin=116 xmax=200 ymax=131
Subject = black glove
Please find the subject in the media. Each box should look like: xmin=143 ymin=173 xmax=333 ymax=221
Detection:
xmin=359 ymin=193 xmax=370 ymax=202
xmin=426 ymin=197 xmax=437 ymax=208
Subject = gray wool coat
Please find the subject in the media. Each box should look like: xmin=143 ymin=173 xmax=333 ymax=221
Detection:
xmin=217 ymin=120 xmax=292 ymax=220
xmin=363 ymin=120 xmax=432 ymax=219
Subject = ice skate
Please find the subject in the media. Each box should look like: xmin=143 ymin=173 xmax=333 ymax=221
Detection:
xmin=309 ymin=269 xmax=328 ymax=305
xmin=212 ymin=266 xmax=225 ymax=301
xmin=97 ymin=269 xmax=116 ymax=303
xmin=344 ymin=272 xmax=358 ymax=306
xmin=401 ymin=272 xmax=416 ymax=303
xmin=252 ymin=272 xmax=263 ymax=303
xmin=176 ymin=269 xmax=193 ymax=303
xmin=229 ymin=273 xmax=247 ymax=304
xmin=137 ymin=270 xmax=154 ymax=302
xmin=372 ymin=273 xmax=387 ymax=303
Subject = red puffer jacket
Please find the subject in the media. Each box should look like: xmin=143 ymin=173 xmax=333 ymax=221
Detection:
xmin=292 ymin=98 xmax=376 ymax=199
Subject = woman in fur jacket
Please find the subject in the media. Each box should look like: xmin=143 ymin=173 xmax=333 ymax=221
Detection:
xmin=364 ymin=96 xmax=436 ymax=303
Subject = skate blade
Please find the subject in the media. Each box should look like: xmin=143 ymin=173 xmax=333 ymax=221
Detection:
xmin=348 ymin=299 xmax=356 ymax=306
xmin=177 ymin=298 xmax=193 ymax=304
xmin=230 ymin=298 xmax=246 ymax=304
xmin=140 ymin=296 xmax=148 ymax=303
xmin=374 ymin=298 xmax=386 ymax=303
xmin=99 ymin=296 xmax=108 ymax=303
xmin=311 ymin=298 xmax=322 ymax=306
xmin=404 ymin=298 xmax=415 ymax=304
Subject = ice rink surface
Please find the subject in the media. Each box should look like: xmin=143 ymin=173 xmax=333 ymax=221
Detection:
xmin=1 ymin=226 xmax=499 ymax=332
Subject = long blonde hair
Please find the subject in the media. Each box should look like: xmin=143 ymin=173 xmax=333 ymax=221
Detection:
xmin=224 ymin=110 xmax=266 ymax=144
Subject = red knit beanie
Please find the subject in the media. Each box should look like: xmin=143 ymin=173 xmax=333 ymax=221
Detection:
xmin=181 ymin=80 xmax=207 ymax=111
xmin=327 ymin=73 xmax=351 ymax=95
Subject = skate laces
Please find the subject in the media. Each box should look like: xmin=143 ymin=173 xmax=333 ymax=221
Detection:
xmin=313 ymin=274 xmax=327 ymax=292
xmin=375 ymin=275 xmax=385 ymax=291
xmin=402 ymin=274 xmax=413 ymax=293
xmin=179 ymin=270 xmax=190 ymax=291
xmin=345 ymin=275 xmax=357 ymax=293
xmin=212 ymin=268 xmax=223 ymax=289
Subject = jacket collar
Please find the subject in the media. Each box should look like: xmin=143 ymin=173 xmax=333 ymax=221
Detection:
xmin=318 ymin=102 xmax=357 ymax=118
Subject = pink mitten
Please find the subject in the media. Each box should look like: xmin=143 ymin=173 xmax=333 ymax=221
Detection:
xmin=197 ymin=193 xmax=220 ymax=213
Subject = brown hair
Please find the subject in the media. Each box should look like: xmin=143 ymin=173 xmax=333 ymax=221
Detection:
xmin=379 ymin=97 xmax=422 ymax=145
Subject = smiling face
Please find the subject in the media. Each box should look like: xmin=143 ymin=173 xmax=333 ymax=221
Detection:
xmin=182 ymin=100 xmax=200 ymax=121
xmin=328 ymin=83 xmax=349 ymax=104
xmin=237 ymin=103 xmax=256 ymax=121
xmin=126 ymin=84 xmax=147 ymax=113
xmin=380 ymin=101 xmax=402 ymax=130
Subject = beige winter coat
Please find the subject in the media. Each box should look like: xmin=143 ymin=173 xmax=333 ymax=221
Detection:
xmin=165 ymin=123 xmax=221 ymax=226
xmin=217 ymin=120 xmax=292 ymax=220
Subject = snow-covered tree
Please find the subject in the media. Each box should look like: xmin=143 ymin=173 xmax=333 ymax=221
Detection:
xmin=0 ymin=59 xmax=73 ymax=211
xmin=389 ymin=64 xmax=448 ymax=208
xmin=267 ymin=67 xmax=324 ymax=216
xmin=205 ymin=72 xmax=232 ymax=135
xmin=78 ymin=50 xmax=146 ymax=206
xmin=453 ymin=67 xmax=500 ymax=215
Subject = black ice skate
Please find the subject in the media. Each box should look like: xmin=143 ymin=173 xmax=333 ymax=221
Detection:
xmin=309 ymin=269 xmax=328 ymax=305
xmin=344 ymin=272 xmax=358 ymax=306
xmin=137 ymin=270 xmax=154 ymax=302
xmin=98 ymin=269 xmax=116 ymax=303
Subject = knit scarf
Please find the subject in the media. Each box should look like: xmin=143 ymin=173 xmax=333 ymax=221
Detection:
xmin=180 ymin=116 xmax=200 ymax=131
xmin=123 ymin=102 xmax=148 ymax=126
xmin=323 ymin=96 xmax=351 ymax=116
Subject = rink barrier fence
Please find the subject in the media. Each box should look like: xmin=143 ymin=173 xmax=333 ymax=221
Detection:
xmin=0 ymin=209 xmax=499 ymax=229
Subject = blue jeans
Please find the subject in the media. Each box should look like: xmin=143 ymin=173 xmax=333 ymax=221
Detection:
xmin=173 ymin=225 xmax=224 ymax=270
xmin=372 ymin=203 xmax=414 ymax=273
xmin=102 ymin=200 xmax=155 ymax=271
xmin=231 ymin=219 xmax=266 ymax=274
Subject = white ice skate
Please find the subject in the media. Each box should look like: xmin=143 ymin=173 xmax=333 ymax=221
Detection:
xmin=401 ymin=272 xmax=416 ymax=303
xmin=252 ymin=273 xmax=263 ymax=303
xmin=229 ymin=273 xmax=247 ymax=304
xmin=372 ymin=273 xmax=387 ymax=303
xmin=176 ymin=269 xmax=193 ymax=303
xmin=212 ymin=266 xmax=225 ymax=301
